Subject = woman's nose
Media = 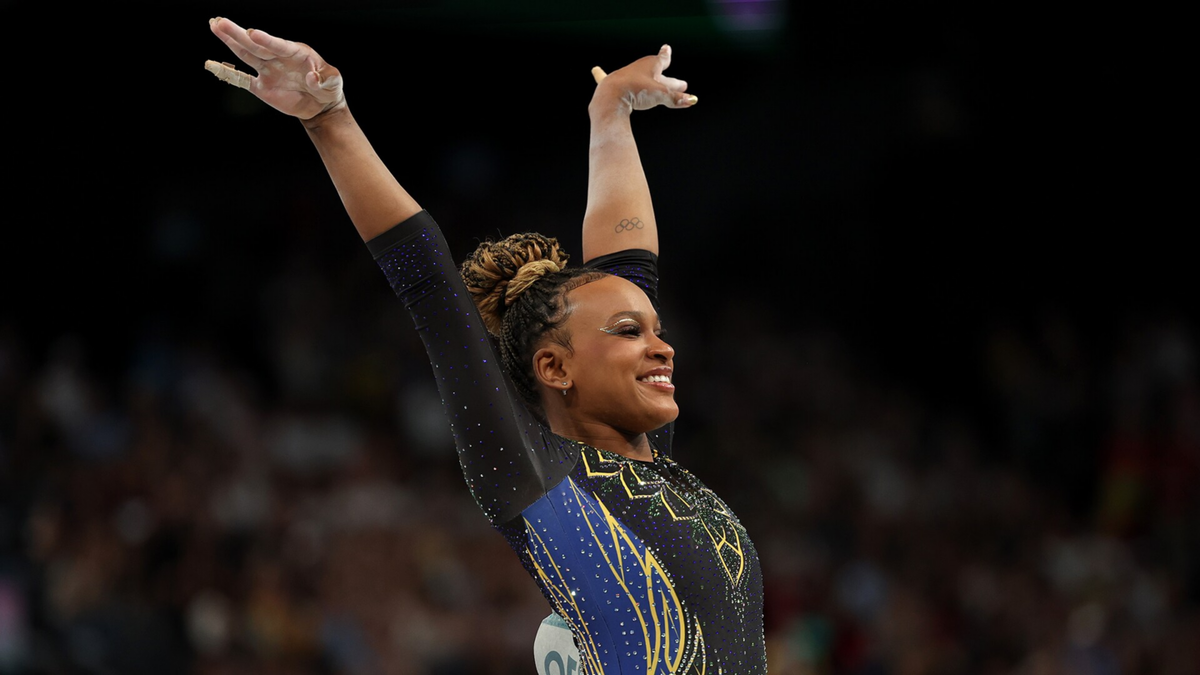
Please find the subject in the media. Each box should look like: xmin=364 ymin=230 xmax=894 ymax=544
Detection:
xmin=649 ymin=334 xmax=674 ymax=360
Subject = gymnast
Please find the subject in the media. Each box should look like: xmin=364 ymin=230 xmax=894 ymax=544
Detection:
xmin=206 ymin=16 xmax=766 ymax=673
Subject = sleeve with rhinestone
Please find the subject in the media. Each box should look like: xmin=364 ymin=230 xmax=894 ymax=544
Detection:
xmin=366 ymin=210 xmax=572 ymax=524
xmin=584 ymin=248 xmax=661 ymax=314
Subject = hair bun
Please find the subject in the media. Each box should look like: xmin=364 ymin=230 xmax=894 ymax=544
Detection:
xmin=505 ymin=259 xmax=562 ymax=305
xmin=460 ymin=232 xmax=570 ymax=335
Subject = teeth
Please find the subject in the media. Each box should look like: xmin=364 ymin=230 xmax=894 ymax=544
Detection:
xmin=639 ymin=375 xmax=672 ymax=384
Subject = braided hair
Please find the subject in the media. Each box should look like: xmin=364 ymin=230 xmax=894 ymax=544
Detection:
xmin=460 ymin=232 xmax=607 ymax=414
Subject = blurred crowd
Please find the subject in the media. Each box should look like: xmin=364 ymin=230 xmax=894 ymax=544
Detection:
xmin=1 ymin=237 xmax=1195 ymax=675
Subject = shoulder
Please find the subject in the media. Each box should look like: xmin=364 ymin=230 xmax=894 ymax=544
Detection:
xmin=584 ymin=248 xmax=658 ymax=275
xmin=584 ymin=249 xmax=661 ymax=309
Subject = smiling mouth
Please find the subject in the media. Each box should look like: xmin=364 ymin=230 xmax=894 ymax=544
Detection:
xmin=637 ymin=374 xmax=675 ymax=390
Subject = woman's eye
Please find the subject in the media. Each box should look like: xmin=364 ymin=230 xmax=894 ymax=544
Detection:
xmin=600 ymin=323 xmax=642 ymax=337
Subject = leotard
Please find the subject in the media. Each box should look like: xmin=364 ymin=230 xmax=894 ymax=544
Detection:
xmin=369 ymin=210 xmax=767 ymax=674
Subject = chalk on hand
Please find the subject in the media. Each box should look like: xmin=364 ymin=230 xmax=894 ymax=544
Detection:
xmin=591 ymin=66 xmax=608 ymax=84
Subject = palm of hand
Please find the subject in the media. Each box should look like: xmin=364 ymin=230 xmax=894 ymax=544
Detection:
xmin=208 ymin=18 xmax=345 ymax=120
xmin=249 ymin=46 xmax=343 ymax=119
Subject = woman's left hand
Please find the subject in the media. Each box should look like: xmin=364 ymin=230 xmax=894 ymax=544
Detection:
xmin=591 ymin=45 xmax=697 ymax=113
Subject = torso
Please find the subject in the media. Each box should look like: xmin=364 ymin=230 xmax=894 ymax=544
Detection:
xmin=497 ymin=439 xmax=766 ymax=675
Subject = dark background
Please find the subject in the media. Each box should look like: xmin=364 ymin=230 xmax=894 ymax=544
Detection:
xmin=10 ymin=1 xmax=1186 ymax=368
xmin=2 ymin=2 xmax=1193 ymax=674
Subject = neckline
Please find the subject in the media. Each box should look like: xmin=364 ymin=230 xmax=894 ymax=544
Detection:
xmin=571 ymin=438 xmax=659 ymax=465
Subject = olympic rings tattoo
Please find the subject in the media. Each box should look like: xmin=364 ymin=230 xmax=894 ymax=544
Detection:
xmin=615 ymin=218 xmax=645 ymax=233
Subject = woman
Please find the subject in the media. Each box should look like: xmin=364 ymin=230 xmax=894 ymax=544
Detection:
xmin=206 ymin=17 xmax=766 ymax=673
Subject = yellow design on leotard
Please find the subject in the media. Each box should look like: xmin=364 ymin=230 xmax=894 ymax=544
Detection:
xmin=585 ymin=446 xmax=748 ymax=587
xmin=524 ymin=476 xmax=707 ymax=673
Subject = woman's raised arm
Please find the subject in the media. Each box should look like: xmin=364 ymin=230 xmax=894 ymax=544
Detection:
xmin=581 ymin=45 xmax=697 ymax=262
xmin=206 ymin=17 xmax=420 ymax=241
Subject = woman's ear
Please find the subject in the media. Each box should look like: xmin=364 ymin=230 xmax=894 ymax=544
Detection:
xmin=532 ymin=345 xmax=570 ymax=390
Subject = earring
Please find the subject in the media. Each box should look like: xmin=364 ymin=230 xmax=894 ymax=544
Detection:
xmin=562 ymin=382 xmax=569 ymax=396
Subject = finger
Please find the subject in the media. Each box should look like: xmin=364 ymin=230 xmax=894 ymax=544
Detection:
xmin=210 ymin=17 xmax=270 ymax=58
xmin=209 ymin=17 xmax=269 ymax=70
xmin=658 ymin=75 xmax=688 ymax=93
xmin=305 ymin=67 xmax=344 ymax=98
xmin=659 ymin=91 xmax=697 ymax=108
xmin=591 ymin=66 xmax=608 ymax=84
xmin=658 ymin=76 xmax=697 ymax=108
xmin=245 ymin=27 xmax=309 ymax=62
xmin=205 ymin=60 xmax=255 ymax=91
xmin=657 ymin=44 xmax=672 ymax=72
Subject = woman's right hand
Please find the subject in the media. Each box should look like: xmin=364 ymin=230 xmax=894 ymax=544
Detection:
xmin=206 ymin=17 xmax=346 ymax=120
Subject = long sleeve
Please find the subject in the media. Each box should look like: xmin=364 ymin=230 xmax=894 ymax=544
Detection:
xmin=367 ymin=211 xmax=577 ymax=524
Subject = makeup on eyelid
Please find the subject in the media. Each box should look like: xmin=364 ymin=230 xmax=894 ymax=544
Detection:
xmin=599 ymin=317 xmax=640 ymax=335
xmin=598 ymin=317 xmax=666 ymax=337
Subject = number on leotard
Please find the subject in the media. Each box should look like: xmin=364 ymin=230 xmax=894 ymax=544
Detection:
xmin=543 ymin=652 xmax=579 ymax=675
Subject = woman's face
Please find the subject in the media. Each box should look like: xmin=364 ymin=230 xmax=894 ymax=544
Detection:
xmin=557 ymin=275 xmax=677 ymax=434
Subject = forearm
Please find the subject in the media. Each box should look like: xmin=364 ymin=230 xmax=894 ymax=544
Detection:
xmin=301 ymin=106 xmax=422 ymax=242
xmin=582 ymin=90 xmax=659 ymax=261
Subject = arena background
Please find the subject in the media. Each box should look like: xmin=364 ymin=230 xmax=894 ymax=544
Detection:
xmin=1 ymin=2 xmax=1191 ymax=674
